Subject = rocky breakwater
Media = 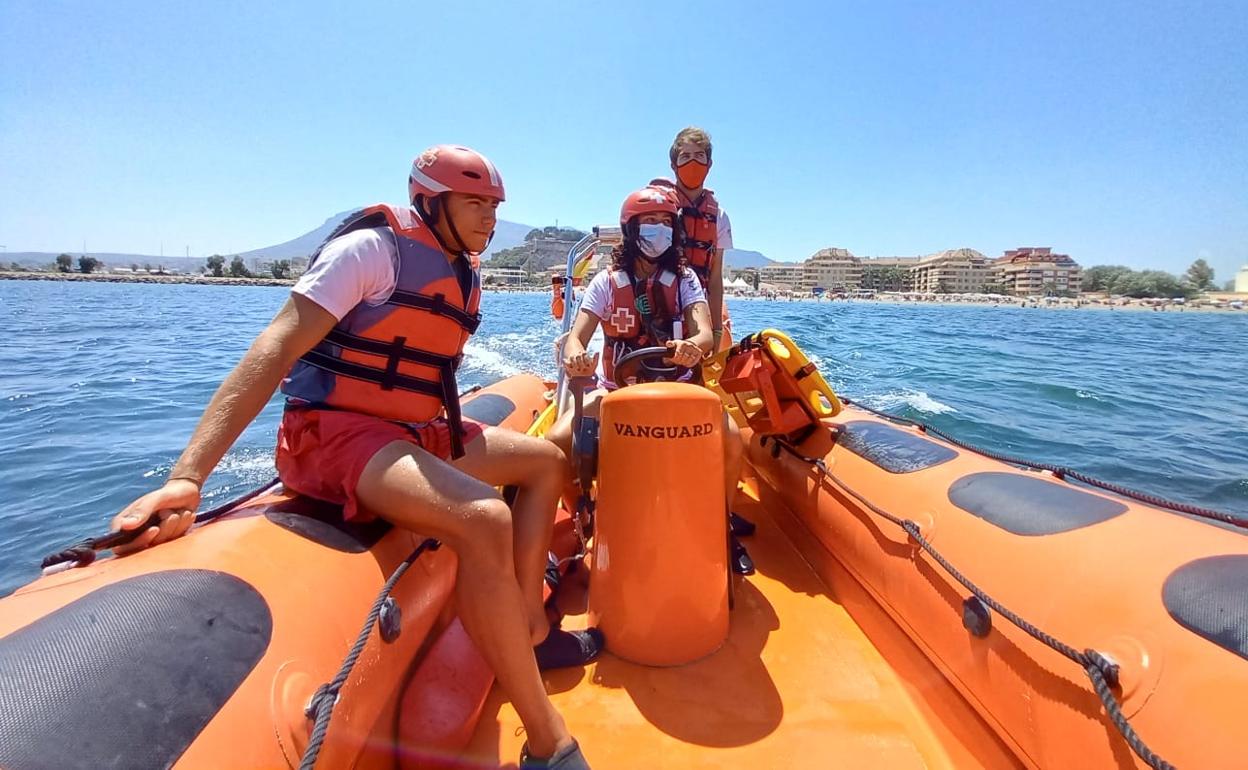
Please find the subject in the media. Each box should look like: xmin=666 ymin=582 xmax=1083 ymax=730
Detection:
xmin=0 ymin=271 xmax=295 ymax=287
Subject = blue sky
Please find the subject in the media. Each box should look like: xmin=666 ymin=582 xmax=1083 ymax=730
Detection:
xmin=1 ymin=0 xmax=1245 ymax=278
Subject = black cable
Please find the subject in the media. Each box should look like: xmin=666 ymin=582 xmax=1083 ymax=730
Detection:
xmin=766 ymin=436 xmax=1176 ymax=770
xmin=195 ymin=477 xmax=280 ymax=524
xmin=300 ymin=538 xmax=439 ymax=770
xmin=38 ymin=476 xmax=281 ymax=571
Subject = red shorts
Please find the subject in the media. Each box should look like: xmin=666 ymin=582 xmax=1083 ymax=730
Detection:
xmin=275 ymin=408 xmax=485 ymax=522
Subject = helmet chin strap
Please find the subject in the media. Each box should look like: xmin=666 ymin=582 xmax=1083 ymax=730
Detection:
xmin=442 ymin=204 xmax=472 ymax=257
xmin=415 ymin=194 xmax=473 ymax=258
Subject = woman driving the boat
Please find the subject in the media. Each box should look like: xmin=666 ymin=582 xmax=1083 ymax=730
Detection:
xmin=547 ymin=186 xmax=749 ymax=571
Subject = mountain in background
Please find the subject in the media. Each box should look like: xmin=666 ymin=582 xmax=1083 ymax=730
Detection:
xmin=5 ymin=215 xmax=770 ymax=271
xmin=238 ymin=211 xmax=533 ymax=263
xmin=6 ymin=212 xmax=535 ymax=271
xmin=234 ymin=211 xmax=354 ymax=262
xmin=723 ymin=249 xmax=773 ymax=269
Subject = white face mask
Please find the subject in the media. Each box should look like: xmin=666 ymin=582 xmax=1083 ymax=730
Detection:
xmin=637 ymin=223 xmax=673 ymax=260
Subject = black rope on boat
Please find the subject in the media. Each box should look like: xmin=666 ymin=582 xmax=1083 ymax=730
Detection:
xmin=41 ymin=386 xmax=485 ymax=573
xmin=764 ymin=435 xmax=1176 ymax=770
xmin=194 ymin=476 xmax=280 ymax=524
xmin=38 ymin=476 xmax=282 ymax=572
xmin=39 ymin=541 xmax=111 ymax=572
xmin=840 ymin=396 xmax=1248 ymax=530
xmin=299 ymin=538 xmax=440 ymax=770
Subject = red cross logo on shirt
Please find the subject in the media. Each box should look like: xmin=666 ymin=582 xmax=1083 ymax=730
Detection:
xmin=609 ymin=306 xmax=637 ymax=336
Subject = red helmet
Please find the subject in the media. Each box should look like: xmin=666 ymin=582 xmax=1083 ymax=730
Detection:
xmin=619 ymin=186 xmax=678 ymax=229
xmin=408 ymin=145 xmax=505 ymax=204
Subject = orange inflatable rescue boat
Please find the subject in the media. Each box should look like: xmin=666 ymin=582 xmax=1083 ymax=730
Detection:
xmin=2 ymin=331 xmax=1246 ymax=770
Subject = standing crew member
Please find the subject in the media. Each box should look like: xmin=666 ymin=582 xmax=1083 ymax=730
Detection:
xmin=652 ymin=127 xmax=756 ymax=571
xmin=650 ymin=126 xmax=734 ymax=352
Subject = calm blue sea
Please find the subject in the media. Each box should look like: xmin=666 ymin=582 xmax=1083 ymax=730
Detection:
xmin=2 ymin=280 xmax=1246 ymax=595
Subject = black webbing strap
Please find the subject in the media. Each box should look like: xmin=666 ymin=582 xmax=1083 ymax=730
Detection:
xmin=298 ymin=349 xmax=444 ymax=397
xmin=630 ymin=274 xmax=674 ymax=347
xmin=380 ymin=336 xmax=407 ymax=391
xmin=387 ymin=290 xmax=481 ymax=333
xmin=795 ymin=362 xmax=818 ymax=381
xmin=681 ymin=205 xmax=717 ymax=224
xmin=323 ymin=328 xmax=458 ymax=369
xmin=439 ymin=365 xmax=467 ymax=460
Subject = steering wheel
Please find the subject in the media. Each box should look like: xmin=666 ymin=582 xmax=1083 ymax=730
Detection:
xmin=612 ymin=346 xmax=694 ymax=385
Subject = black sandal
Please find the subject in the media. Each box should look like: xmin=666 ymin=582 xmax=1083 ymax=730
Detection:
xmin=534 ymin=625 xmax=604 ymax=670
xmin=729 ymin=511 xmax=756 ymax=537
xmin=731 ymin=535 xmax=755 ymax=576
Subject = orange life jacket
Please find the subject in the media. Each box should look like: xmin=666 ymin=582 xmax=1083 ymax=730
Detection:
xmin=281 ymin=204 xmax=481 ymax=457
xmin=650 ymin=178 xmax=720 ymax=288
xmin=600 ymin=267 xmax=683 ymax=386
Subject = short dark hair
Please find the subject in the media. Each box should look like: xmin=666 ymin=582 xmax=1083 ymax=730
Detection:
xmin=669 ymin=126 xmax=713 ymax=165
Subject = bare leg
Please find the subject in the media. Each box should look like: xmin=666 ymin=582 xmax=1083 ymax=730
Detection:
xmin=355 ymin=441 xmax=572 ymax=758
xmin=453 ymin=426 xmax=568 ymax=643
xmin=545 ymin=389 xmax=606 ymax=508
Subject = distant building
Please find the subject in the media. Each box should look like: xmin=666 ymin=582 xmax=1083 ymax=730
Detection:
xmin=784 ymin=244 xmax=1079 ymax=296
xmin=859 ymin=256 xmax=921 ymax=292
xmin=911 ymin=248 xmax=990 ymax=294
xmin=759 ymin=263 xmax=804 ymax=291
xmin=481 ymin=267 xmax=528 ymax=286
xmin=990 ymin=247 xmax=1082 ymax=296
xmin=802 ymin=248 xmax=861 ymax=293
xmin=529 ymin=235 xmax=580 ymax=267
xmin=1236 ymin=264 xmax=1248 ymax=293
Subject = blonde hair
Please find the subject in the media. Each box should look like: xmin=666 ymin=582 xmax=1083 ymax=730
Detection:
xmin=670 ymin=126 xmax=713 ymax=165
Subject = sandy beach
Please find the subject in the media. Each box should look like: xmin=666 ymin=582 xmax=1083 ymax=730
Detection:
xmin=734 ymin=292 xmax=1246 ymax=314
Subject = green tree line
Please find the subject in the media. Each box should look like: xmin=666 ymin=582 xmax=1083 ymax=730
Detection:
xmin=1082 ymin=259 xmax=1220 ymax=299
xmin=203 ymin=255 xmax=295 ymax=279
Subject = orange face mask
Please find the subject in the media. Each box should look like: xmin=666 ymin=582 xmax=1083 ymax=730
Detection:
xmin=676 ymin=159 xmax=710 ymax=189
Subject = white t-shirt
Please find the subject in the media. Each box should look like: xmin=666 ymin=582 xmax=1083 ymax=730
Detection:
xmin=580 ymin=267 xmax=707 ymax=322
xmin=291 ymin=228 xmax=399 ymax=320
xmin=579 ymin=267 xmax=707 ymax=386
xmin=717 ymin=209 xmax=733 ymax=251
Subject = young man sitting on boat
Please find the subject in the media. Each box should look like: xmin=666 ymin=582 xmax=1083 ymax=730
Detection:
xmin=108 ymin=145 xmax=595 ymax=770
xmin=546 ymin=186 xmax=750 ymax=573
